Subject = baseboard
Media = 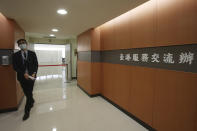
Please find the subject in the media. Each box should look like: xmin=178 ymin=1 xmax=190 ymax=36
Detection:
xmin=77 ymin=84 xmax=156 ymax=131
xmin=0 ymin=96 xmax=24 ymax=114
xmin=0 ymin=107 xmax=17 ymax=113
xmin=77 ymin=84 xmax=100 ymax=98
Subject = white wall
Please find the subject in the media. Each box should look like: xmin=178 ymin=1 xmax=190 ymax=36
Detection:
xmin=35 ymin=50 xmax=63 ymax=65
xmin=27 ymin=43 xmax=35 ymax=51
xmin=27 ymin=37 xmax=77 ymax=78
xmin=34 ymin=44 xmax=66 ymax=65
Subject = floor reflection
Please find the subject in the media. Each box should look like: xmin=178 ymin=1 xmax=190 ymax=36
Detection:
xmin=0 ymin=66 xmax=147 ymax=131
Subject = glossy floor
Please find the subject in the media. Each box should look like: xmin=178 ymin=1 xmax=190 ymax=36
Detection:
xmin=0 ymin=66 xmax=148 ymax=131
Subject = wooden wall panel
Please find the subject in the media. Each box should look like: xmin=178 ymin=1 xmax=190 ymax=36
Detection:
xmin=100 ymin=26 xmax=105 ymax=51
xmin=0 ymin=13 xmax=14 ymax=49
xmin=101 ymin=63 xmax=117 ymax=101
xmin=0 ymin=14 xmax=24 ymax=110
xmin=77 ymin=29 xmax=92 ymax=52
xmin=91 ymin=62 xmax=101 ymax=94
xmin=102 ymin=64 xmax=131 ymax=111
xmin=77 ymin=1 xmax=197 ymax=130
xmin=130 ymin=0 xmax=156 ymax=48
xmin=77 ymin=28 xmax=101 ymax=95
xmin=100 ymin=0 xmax=157 ymax=49
xmin=100 ymin=0 xmax=197 ymax=49
xmin=156 ymin=0 xmax=197 ymax=45
xmin=129 ymin=66 xmax=155 ymax=126
xmin=153 ymin=69 xmax=197 ymax=131
xmin=91 ymin=27 xmax=101 ymax=51
xmin=113 ymin=64 xmax=131 ymax=111
xmin=100 ymin=21 xmax=116 ymax=50
xmin=77 ymin=61 xmax=92 ymax=94
xmin=0 ymin=66 xmax=17 ymax=109
xmin=114 ymin=14 xmax=131 ymax=49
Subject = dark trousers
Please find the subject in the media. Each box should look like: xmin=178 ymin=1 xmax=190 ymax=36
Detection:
xmin=20 ymin=79 xmax=35 ymax=113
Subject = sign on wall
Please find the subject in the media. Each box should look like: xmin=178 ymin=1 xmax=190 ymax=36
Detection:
xmin=78 ymin=44 xmax=197 ymax=73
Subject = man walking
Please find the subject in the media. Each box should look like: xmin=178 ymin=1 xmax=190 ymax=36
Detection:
xmin=12 ymin=39 xmax=38 ymax=121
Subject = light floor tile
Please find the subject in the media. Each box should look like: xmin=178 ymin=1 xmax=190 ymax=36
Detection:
xmin=0 ymin=66 xmax=148 ymax=131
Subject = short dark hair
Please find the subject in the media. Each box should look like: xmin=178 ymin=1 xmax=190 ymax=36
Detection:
xmin=17 ymin=39 xmax=27 ymax=45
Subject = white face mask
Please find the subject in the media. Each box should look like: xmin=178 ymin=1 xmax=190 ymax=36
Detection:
xmin=19 ymin=44 xmax=27 ymax=50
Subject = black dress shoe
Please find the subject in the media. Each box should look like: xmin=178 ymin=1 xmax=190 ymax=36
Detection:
xmin=23 ymin=113 xmax=30 ymax=121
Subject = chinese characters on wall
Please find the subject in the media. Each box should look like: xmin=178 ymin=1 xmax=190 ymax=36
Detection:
xmin=78 ymin=44 xmax=197 ymax=73
xmin=120 ymin=52 xmax=194 ymax=65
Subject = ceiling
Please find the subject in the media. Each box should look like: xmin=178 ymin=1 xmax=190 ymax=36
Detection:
xmin=0 ymin=0 xmax=148 ymax=39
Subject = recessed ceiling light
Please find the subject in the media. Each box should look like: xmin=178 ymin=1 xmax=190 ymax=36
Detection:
xmin=52 ymin=29 xmax=59 ymax=32
xmin=49 ymin=107 xmax=53 ymax=111
xmin=50 ymin=34 xmax=55 ymax=37
xmin=57 ymin=9 xmax=68 ymax=15
xmin=52 ymin=128 xmax=57 ymax=131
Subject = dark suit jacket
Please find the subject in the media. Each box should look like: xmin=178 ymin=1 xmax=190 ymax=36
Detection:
xmin=12 ymin=50 xmax=38 ymax=82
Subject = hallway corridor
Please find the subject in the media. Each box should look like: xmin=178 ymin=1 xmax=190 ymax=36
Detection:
xmin=0 ymin=66 xmax=147 ymax=131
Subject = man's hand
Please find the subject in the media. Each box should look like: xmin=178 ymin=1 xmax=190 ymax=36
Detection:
xmin=32 ymin=73 xmax=36 ymax=78
xmin=24 ymin=73 xmax=29 ymax=80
